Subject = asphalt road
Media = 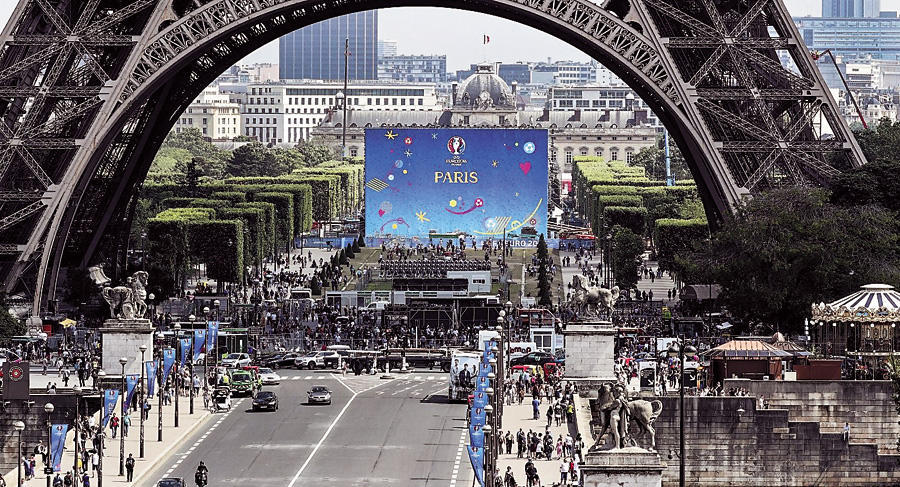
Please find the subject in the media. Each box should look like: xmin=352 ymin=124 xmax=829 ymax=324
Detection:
xmin=137 ymin=368 xmax=471 ymax=487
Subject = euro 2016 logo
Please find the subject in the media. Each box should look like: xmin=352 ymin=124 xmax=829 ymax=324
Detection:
xmin=447 ymin=136 xmax=466 ymax=155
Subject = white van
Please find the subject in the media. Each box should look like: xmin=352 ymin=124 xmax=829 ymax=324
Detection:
xmin=367 ymin=301 xmax=390 ymax=311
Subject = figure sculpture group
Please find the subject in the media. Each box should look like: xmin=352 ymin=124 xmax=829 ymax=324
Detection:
xmin=590 ymin=382 xmax=663 ymax=451
xmin=570 ymin=274 xmax=620 ymax=321
xmin=101 ymin=270 xmax=149 ymax=320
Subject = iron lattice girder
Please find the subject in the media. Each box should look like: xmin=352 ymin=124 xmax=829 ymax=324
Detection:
xmin=0 ymin=0 xmax=868 ymax=313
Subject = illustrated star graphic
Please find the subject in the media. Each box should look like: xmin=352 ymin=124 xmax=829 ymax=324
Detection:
xmin=415 ymin=211 xmax=431 ymax=222
xmin=515 ymin=192 xmax=520 ymax=197
xmin=431 ymin=133 xmax=438 ymax=139
xmin=404 ymin=149 xmax=413 ymax=157
xmin=385 ymin=130 xmax=398 ymax=140
xmin=492 ymin=160 xmax=499 ymax=167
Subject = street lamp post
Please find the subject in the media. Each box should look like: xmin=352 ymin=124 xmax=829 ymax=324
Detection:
xmin=141 ymin=232 xmax=147 ymax=272
xmin=139 ymin=345 xmax=147 ymax=458
xmin=97 ymin=370 xmax=106 ymax=487
xmin=678 ymin=336 xmax=697 ymax=487
xmin=73 ymin=386 xmax=82 ymax=473
xmin=174 ymin=323 xmax=181 ymax=427
xmin=605 ymin=233 xmax=612 ymax=287
xmin=118 ymin=357 xmax=127 ymax=476
xmin=157 ymin=342 xmax=163 ymax=442
xmin=482 ymin=422 xmax=492 ymax=487
xmin=188 ymin=315 xmax=196 ymax=415
xmin=213 ymin=300 xmax=221 ymax=322
xmin=44 ymin=402 xmax=54 ymax=487
xmin=14 ymin=420 xmax=25 ymax=487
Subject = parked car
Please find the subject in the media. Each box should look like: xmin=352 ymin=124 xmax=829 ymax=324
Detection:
xmin=221 ymin=353 xmax=251 ymax=368
xmin=263 ymin=353 xmax=298 ymax=369
xmin=323 ymin=350 xmax=351 ymax=369
xmin=509 ymin=351 xmax=557 ymax=367
xmin=258 ymin=367 xmax=281 ymax=385
xmin=156 ymin=478 xmax=185 ymax=487
xmin=307 ymin=385 xmax=332 ymax=405
xmin=252 ymin=391 xmax=279 ymax=411
xmin=294 ymin=351 xmax=328 ymax=370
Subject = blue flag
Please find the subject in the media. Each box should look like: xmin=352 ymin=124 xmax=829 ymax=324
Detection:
xmin=162 ymin=348 xmax=175 ymax=385
xmin=145 ymin=361 xmax=158 ymax=396
xmin=50 ymin=424 xmax=68 ymax=472
xmin=180 ymin=338 xmax=191 ymax=367
xmin=472 ymin=389 xmax=488 ymax=409
xmin=206 ymin=321 xmax=219 ymax=358
xmin=469 ymin=422 xmax=484 ymax=448
xmin=102 ymin=389 xmax=120 ymax=428
xmin=125 ymin=375 xmax=138 ymax=409
xmin=471 ymin=405 xmax=486 ymax=426
xmin=467 ymin=445 xmax=484 ymax=487
xmin=193 ymin=330 xmax=206 ymax=361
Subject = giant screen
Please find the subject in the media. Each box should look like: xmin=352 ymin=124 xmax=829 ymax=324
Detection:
xmin=365 ymin=128 xmax=549 ymax=244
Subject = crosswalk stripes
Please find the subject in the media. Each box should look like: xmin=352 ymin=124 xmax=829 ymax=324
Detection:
xmin=279 ymin=373 xmax=444 ymax=382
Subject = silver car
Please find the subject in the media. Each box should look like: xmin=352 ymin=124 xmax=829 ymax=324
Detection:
xmin=307 ymin=385 xmax=332 ymax=405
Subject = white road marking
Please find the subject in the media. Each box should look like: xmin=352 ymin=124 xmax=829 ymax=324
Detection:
xmin=451 ymin=429 xmax=467 ymax=487
xmin=286 ymin=381 xmax=385 ymax=487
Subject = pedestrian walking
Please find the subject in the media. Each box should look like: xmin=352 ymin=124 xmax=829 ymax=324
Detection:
xmin=560 ymin=458 xmax=568 ymax=485
xmin=122 ymin=413 xmax=130 ymax=438
xmin=843 ymin=422 xmax=851 ymax=442
xmin=532 ymin=398 xmax=540 ymax=420
xmin=110 ymin=413 xmax=119 ymax=439
xmin=125 ymin=454 xmax=135 ymax=482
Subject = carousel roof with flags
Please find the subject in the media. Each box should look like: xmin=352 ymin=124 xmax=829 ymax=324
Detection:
xmin=811 ymin=284 xmax=900 ymax=323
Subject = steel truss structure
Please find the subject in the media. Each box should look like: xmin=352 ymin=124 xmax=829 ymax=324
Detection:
xmin=0 ymin=0 xmax=866 ymax=313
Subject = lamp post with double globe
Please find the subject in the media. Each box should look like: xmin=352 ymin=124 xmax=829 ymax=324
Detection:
xmin=118 ymin=357 xmax=127 ymax=476
xmin=44 ymin=402 xmax=54 ymax=487
xmin=139 ymin=345 xmax=147 ymax=458
xmin=14 ymin=420 xmax=25 ymax=487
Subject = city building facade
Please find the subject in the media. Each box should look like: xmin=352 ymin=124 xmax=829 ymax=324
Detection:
xmin=174 ymin=86 xmax=242 ymax=141
xmin=279 ymin=12 xmax=378 ymax=81
xmin=796 ymin=15 xmax=900 ymax=60
xmin=822 ymin=0 xmax=880 ymax=18
xmin=378 ymin=55 xmax=448 ymax=83
xmin=243 ymin=81 xmax=442 ymax=145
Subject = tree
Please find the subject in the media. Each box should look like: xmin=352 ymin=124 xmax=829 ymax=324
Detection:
xmin=830 ymin=158 xmax=900 ymax=212
xmin=681 ymin=188 xmax=900 ymax=334
xmin=226 ymin=143 xmax=301 ymax=177
xmin=0 ymin=291 xmax=24 ymax=340
xmin=852 ymin=117 xmax=900 ymax=165
xmin=352 ymin=236 xmax=361 ymax=253
xmin=536 ymin=234 xmax=553 ymax=306
xmin=357 ymin=234 xmax=365 ymax=248
xmin=161 ymin=128 xmax=227 ymax=166
xmin=295 ymin=138 xmax=336 ymax=167
xmin=610 ymin=225 xmax=644 ymax=290
xmin=628 ymin=138 xmax=691 ymax=181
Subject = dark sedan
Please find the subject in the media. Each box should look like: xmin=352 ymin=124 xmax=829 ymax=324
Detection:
xmin=509 ymin=351 xmax=557 ymax=367
xmin=251 ymin=391 xmax=279 ymax=411
xmin=263 ymin=353 xmax=299 ymax=369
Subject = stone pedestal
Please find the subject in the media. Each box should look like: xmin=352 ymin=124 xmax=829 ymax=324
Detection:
xmin=562 ymin=321 xmax=616 ymax=378
xmin=580 ymin=448 xmax=664 ymax=487
xmin=100 ymin=319 xmax=154 ymax=377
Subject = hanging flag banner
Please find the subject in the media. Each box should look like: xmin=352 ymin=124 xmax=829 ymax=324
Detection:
xmin=50 ymin=424 xmax=68 ymax=472
xmin=471 ymin=405 xmax=486 ymax=427
xmin=162 ymin=348 xmax=176 ymax=384
xmin=467 ymin=445 xmax=484 ymax=487
xmin=125 ymin=375 xmax=138 ymax=409
xmin=469 ymin=421 xmax=485 ymax=448
xmin=206 ymin=322 xmax=219 ymax=359
xmin=180 ymin=338 xmax=192 ymax=367
xmin=145 ymin=361 xmax=158 ymax=397
xmin=101 ymin=389 xmax=120 ymax=428
xmin=483 ymin=35 xmax=490 ymax=44
xmin=472 ymin=389 xmax=488 ymax=409
xmin=193 ymin=330 xmax=206 ymax=361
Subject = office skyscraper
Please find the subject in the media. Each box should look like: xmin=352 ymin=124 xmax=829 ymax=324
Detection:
xmin=279 ymin=12 xmax=378 ymax=81
xmin=822 ymin=0 xmax=880 ymax=18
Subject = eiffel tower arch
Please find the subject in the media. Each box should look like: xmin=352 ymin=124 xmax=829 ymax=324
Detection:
xmin=0 ymin=0 xmax=866 ymax=313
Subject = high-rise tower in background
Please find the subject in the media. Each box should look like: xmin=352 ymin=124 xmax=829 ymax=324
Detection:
xmin=821 ymin=0 xmax=880 ymax=17
xmin=279 ymin=12 xmax=378 ymax=80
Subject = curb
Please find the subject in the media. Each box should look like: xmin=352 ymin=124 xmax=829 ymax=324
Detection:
xmin=128 ymin=409 xmax=214 ymax=486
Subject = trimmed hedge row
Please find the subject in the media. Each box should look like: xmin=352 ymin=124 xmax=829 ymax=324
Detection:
xmin=654 ymin=218 xmax=709 ymax=272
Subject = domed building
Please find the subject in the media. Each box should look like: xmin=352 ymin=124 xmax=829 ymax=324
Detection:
xmin=450 ymin=63 xmax=518 ymax=126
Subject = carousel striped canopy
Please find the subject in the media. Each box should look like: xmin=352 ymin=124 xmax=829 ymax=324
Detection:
xmin=811 ymin=284 xmax=900 ymax=323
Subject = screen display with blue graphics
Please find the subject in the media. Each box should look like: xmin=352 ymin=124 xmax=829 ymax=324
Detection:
xmin=365 ymin=128 xmax=549 ymax=243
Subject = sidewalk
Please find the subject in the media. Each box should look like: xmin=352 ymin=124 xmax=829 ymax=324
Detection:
xmin=496 ymin=397 xmax=583 ymax=487
xmin=9 ymin=372 xmax=212 ymax=487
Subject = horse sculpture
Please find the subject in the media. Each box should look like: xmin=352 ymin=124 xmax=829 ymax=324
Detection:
xmin=590 ymin=383 xmax=663 ymax=451
xmin=101 ymin=271 xmax=150 ymax=320
xmin=102 ymin=284 xmax=135 ymax=319
xmin=570 ymin=274 xmax=620 ymax=320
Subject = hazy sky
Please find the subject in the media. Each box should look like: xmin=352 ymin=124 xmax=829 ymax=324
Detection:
xmin=0 ymin=1 xmax=892 ymax=71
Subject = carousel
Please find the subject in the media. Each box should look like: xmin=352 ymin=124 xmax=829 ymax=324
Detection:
xmin=810 ymin=284 xmax=900 ymax=378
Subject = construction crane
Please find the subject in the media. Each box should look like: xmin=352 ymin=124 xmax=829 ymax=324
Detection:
xmin=811 ymin=49 xmax=868 ymax=130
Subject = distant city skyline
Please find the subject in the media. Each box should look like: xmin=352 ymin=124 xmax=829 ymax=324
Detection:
xmin=0 ymin=1 xmax=898 ymax=72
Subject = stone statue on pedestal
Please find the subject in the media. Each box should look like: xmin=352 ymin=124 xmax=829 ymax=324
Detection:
xmin=590 ymin=382 xmax=663 ymax=451
xmin=101 ymin=270 xmax=150 ymax=320
xmin=570 ymin=275 xmax=620 ymax=321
